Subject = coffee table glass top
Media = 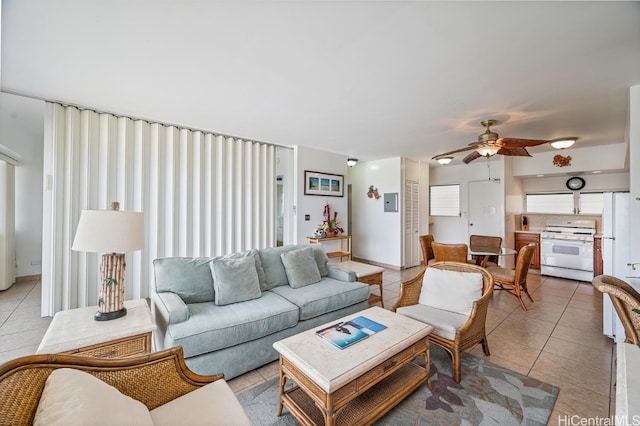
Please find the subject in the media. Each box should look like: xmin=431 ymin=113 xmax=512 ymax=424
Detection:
xmin=273 ymin=307 xmax=432 ymax=392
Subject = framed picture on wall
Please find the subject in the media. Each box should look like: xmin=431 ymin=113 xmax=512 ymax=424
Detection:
xmin=304 ymin=170 xmax=344 ymax=197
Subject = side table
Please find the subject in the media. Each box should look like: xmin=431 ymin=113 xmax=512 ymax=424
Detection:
xmin=331 ymin=260 xmax=385 ymax=308
xmin=37 ymin=299 xmax=156 ymax=358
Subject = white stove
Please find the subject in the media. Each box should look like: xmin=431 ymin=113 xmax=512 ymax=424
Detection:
xmin=540 ymin=220 xmax=596 ymax=282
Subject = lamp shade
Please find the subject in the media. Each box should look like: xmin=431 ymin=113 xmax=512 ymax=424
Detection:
xmin=72 ymin=209 xmax=144 ymax=253
xmin=476 ymin=145 xmax=499 ymax=157
xmin=550 ymin=139 xmax=576 ymax=149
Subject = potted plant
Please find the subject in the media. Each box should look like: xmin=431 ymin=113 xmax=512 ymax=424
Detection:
xmin=322 ymin=203 xmax=344 ymax=237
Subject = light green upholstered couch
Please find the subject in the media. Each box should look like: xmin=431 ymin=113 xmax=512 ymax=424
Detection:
xmin=151 ymin=244 xmax=370 ymax=380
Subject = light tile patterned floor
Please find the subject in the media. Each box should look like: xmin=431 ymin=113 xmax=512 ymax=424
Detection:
xmin=0 ymin=269 xmax=615 ymax=424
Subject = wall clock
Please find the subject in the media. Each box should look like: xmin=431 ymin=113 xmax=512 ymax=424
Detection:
xmin=566 ymin=176 xmax=585 ymax=191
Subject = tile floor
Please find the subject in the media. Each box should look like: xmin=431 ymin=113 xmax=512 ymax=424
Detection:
xmin=0 ymin=268 xmax=615 ymax=425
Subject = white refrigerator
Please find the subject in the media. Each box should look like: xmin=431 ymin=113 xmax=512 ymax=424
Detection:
xmin=601 ymin=192 xmax=639 ymax=342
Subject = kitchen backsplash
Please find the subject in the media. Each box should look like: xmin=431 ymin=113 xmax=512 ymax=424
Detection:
xmin=516 ymin=214 xmax=602 ymax=234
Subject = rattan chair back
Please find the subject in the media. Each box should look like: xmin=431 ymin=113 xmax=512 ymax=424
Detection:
xmin=419 ymin=234 xmax=435 ymax=265
xmin=431 ymin=242 xmax=469 ymax=263
xmin=592 ymin=274 xmax=640 ymax=345
xmin=470 ymin=234 xmax=502 ymax=265
xmin=488 ymin=243 xmax=536 ymax=310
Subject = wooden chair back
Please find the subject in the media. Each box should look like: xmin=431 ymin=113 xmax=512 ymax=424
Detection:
xmin=470 ymin=234 xmax=502 ymax=265
xmin=514 ymin=243 xmax=537 ymax=285
xmin=431 ymin=242 xmax=468 ymax=263
xmin=419 ymin=234 xmax=435 ymax=265
xmin=592 ymin=274 xmax=640 ymax=345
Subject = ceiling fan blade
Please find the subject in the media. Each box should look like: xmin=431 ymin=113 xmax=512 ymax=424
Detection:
xmin=463 ymin=151 xmax=483 ymax=164
xmin=496 ymin=146 xmax=532 ymax=157
xmin=497 ymin=137 xmax=548 ymax=147
xmin=431 ymin=143 xmax=480 ymax=159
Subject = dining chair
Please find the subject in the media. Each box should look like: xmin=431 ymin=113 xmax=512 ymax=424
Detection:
xmin=486 ymin=243 xmax=536 ymax=311
xmin=392 ymin=261 xmax=494 ymax=383
xmin=469 ymin=235 xmax=502 ymax=267
xmin=419 ymin=234 xmax=435 ymax=265
xmin=592 ymin=274 xmax=640 ymax=345
xmin=431 ymin=242 xmax=469 ymax=263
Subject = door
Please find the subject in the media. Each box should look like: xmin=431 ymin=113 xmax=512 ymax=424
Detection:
xmin=404 ymin=181 xmax=420 ymax=267
xmin=468 ymin=180 xmax=503 ymax=239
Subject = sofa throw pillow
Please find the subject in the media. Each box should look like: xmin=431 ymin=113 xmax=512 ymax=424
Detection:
xmin=221 ymin=249 xmax=268 ymax=291
xmin=310 ymin=244 xmax=330 ymax=277
xmin=418 ymin=267 xmax=483 ymax=316
xmin=210 ymin=256 xmax=262 ymax=306
xmin=258 ymin=245 xmax=299 ymax=290
xmin=33 ymin=368 xmax=153 ymax=426
xmin=281 ymin=246 xmax=322 ymax=289
xmin=153 ymin=257 xmax=215 ymax=303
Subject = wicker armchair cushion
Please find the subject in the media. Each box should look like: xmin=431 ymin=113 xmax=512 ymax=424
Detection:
xmin=395 ymin=304 xmax=468 ymax=340
xmin=34 ymin=368 xmax=153 ymax=426
xmin=210 ymin=256 xmax=262 ymax=306
xmin=418 ymin=267 xmax=483 ymax=315
xmin=281 ymin=246 xmax=322 ymax=288
xmin=150 ymin=378 xmax=251 ymax=425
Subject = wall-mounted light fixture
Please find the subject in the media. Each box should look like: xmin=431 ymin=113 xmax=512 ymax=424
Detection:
xmin=436 ymin=156 xmax=453 ymax=165
xmin=347 ymin=158 xmax=358 ymax=167
xmin=550 ymin=138 xmax=577 ymax=149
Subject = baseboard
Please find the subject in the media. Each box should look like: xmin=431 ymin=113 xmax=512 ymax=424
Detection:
xmin=16 ymin=274 xmax=41 ymax=283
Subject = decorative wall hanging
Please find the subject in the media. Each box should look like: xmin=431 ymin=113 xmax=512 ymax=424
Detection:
xmin=367 ymin=185 xmax=381 ymax=199
xmin=304 ymin=171 xmax=344 ymax=197
xmin=552 ymin=154 xmax=572 ymax=167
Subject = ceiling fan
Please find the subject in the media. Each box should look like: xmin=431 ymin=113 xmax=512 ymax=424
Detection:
xmin=432 ymin=119 xmax=549 ymax=164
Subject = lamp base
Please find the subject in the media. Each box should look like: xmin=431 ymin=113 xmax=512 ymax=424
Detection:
xmin=94 ymin=307 xmax=127 ymax=321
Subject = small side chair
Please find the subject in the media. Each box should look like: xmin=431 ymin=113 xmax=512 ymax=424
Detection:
xmin=431 ymin=242 xmax=469 ymax=263
xmin=486 ymin=243 xmax=536 ymax=311
xmin=592 ymin=274 xmax=640 ymax=345
xmin=419 ymin=234 xmax=435 ymax=265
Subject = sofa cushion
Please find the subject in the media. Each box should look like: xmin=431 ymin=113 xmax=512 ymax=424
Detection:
xmin=418 ymin=267 xmax=483 ymax=316
xmin=34 ymin=368 xmax=153 ymax=426
xmin=220 ymin=249 xmax=267 ymax=291
xmin=270 ymin=277 xmax=370 ymax=321
xmin=150 ymin=379 xmax=251 ymax=426
xmin=396 ymin=304 xmax=468 ymax=341
xmin=281 ymin=247 xmax=322 ymax=288
xmin=258 ymin=245 xmax=299 ymax=290
xmin=310 ymin=244 xmax=330 ymax=277
xmin=165 ymin=291 xmax=299 ymax=358
xmin=210 ymin=256 xmax=262 ymax=306
xmin=154 ymin=257 xmax=215 ymax=303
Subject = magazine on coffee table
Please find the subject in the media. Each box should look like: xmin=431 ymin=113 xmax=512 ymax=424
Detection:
xmin=315 ymin=316 xmax=387 ymax=349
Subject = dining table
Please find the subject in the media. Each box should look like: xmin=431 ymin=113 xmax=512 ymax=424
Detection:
xmin=468 ymin=245 xmax=517 ymax=267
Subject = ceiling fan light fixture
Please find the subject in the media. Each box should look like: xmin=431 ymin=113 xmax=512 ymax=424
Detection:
xmin=476 ymin=145 xmax=499 ymax=157
xmin=550 ymin=138 xmax=577 ymax=149
xmin=347 ymin=158 xmax=358 ymax=167
xmin=436 ymin=156 xmax=453 ymax=165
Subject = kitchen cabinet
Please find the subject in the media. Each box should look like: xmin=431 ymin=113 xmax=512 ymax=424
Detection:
xmin=514 ymin=232 xmax=540 ymax=269
xmin=594 ymin=236 xmax=603 ymax=276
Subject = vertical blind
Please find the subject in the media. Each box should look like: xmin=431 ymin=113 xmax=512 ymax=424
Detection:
xmin=42 ymin=103 xmax=276 ymax=315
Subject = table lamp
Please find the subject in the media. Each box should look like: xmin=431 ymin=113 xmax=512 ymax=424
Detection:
xmin=72 ymin=202 xmax=144 ymax=321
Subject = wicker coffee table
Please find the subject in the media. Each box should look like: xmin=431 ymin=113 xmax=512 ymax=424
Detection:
xmin=273 ymin=307 xmax=432 ymax=426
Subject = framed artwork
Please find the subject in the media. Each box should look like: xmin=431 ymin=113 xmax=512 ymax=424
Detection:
xmin=304 ymin=170 xmax=344 ymax=197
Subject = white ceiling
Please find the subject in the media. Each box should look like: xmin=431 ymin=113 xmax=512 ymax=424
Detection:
xmin=2 ymin=1 xmax=640 ymax=164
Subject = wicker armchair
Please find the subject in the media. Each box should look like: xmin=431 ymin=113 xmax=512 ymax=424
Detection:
xmin=487 ymin=243 xmax=536 ymax=311
xmin=0 ymin=346 xmax=242 ymax=426
xmin=431 ymin=242 xmax=469 ymax=263
xmin=592 ymin=274 xmax=640 ymax=345
xmin=470 ymin=234 xmax=502 ymax=267
xmin=419 ymin=234 xmax=435 ymax=265
xmin=392 ymin=262 xmax=494 ymax=383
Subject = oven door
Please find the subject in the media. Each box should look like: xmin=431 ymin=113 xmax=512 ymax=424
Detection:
xmin=540 ymin=238 xmax=594 ymax=271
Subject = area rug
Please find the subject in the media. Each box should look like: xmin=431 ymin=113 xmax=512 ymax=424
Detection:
xmin=237 ymin=346 xmax=559 ymax=425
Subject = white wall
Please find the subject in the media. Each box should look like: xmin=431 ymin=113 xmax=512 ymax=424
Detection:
xmin=293 ymin=146 xmax=348 ymax=246
xmin=629 ymin=85 xmax=640 ymax=265
xmin=349 ymin=157 xmax=403 ymax=268
xmin=429 ymin=157 xmax=505 ymax=244
xmin=0 ymin=93 xmax=44 ymax=277
xmin=512 ymin=143 xmax=627 ymax=176
xmin=521 ymin=172 xmax=629 ymax=193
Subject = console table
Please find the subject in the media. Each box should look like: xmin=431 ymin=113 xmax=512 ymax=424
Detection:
xmin=307 ymin=235 xmax=351 ymax=262
xmin=37 ymin=299 xmax=156 ymax=358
